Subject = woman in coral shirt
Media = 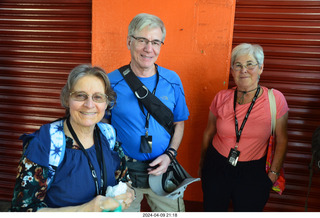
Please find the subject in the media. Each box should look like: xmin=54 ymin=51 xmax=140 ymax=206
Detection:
xmin=199 ymin=43 xmax=289 ymax=212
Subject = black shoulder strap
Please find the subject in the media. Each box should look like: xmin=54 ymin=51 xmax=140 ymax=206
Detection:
xmin=119 ymin=65 xmax=174 ymax=136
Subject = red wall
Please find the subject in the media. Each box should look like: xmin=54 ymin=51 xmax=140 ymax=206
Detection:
xmin=92 ymin=0 xmax=236 ymax=202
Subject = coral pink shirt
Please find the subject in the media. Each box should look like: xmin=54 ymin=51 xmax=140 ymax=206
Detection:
xmin=210 ymin=86 xmax=289 ymax=161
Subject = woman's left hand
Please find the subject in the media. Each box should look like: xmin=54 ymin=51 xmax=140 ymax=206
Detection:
xmin=113 ymin=184 xmax=135 ymax=210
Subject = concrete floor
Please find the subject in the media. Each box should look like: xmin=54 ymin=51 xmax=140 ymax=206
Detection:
xmin=0 ymin=201 xmax=11 ymax=212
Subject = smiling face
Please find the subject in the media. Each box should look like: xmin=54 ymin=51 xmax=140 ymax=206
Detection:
xmin=231 ymin=54 xmax=264 ymax=91
xmin=127 ymin=26 xmax=163 ymax=74
xmin=68 ymin=75 xmax=107 ymax=131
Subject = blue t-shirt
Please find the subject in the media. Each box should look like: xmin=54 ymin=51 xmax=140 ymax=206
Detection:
xmin=22 ymin=121 xmax=120 ymax=208
xmin=107 ymin=65 xmax=189 ymax=161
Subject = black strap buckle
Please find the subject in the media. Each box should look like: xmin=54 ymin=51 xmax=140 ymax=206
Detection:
xmin=135 ymin=86 xmax=149 ymax=99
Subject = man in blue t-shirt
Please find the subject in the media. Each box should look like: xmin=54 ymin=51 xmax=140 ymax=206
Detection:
xmin=106 ymin=13 xmax=189 ymax=212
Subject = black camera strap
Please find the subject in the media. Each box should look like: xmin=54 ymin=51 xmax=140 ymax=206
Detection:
xmin=119 ymin=64 xmax=174 ymax=136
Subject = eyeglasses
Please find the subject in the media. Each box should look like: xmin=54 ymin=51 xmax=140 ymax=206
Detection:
xmin=131 ymin=35 xmax=164 ymax=48
xmin=70 ymin=91 xmax=108 ymax=103
xmin=232 ymin=62 xmax=258 ymax=71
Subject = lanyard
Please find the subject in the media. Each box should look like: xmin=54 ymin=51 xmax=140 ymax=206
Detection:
xmin=132 ymin=65 xmax=160 ymax=136
xmin=233 ymin=85 xmax=260 ymax=148
xmin=66 ymin=117 xmax=107 ymax=196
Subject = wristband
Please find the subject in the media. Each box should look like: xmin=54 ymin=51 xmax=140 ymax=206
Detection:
xmin=102 ymin=204 xmax=122 ymax=212
xmin=167 ymin=147 xmax=177 ymax=157
xmin=269 ymin=170 xmax=280 ymax=176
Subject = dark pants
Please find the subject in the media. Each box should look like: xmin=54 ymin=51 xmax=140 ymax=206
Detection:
xmin=201 ymin=145 xmax=273 ymax=212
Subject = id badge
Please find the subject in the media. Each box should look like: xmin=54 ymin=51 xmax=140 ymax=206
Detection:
xmin=228 ymin=148 xmax=240 ymax=166
xmin=140 ymin=135 xmax=152 ymax=153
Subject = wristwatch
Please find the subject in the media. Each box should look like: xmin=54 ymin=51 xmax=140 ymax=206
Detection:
xmin=269 ymin=170 xmax=280 ymax=176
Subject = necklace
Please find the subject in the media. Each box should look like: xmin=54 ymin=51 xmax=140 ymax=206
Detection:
xmin=237 ymin=86 xmax=259 ymax=104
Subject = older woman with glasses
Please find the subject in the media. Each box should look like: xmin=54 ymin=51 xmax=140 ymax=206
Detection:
xmin=10 ymin=64 xmax=134 ymax=212
xmin=199 ymin=43 xmax=289 ymax=211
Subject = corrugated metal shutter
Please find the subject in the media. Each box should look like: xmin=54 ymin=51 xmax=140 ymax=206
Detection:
xmin=0 ymin=0 xmax=91 ymax=201
xmin=230 ymin=0 xmax=320 ymax=212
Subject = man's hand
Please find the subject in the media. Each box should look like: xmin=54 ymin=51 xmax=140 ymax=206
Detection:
xmin=147 ymin=154 xmax=171 ymax=176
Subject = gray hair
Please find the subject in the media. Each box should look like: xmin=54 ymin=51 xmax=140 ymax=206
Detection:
xmin=231 ymin=43 xmax=264 ymax=68
xmin=60 ymin=64 xmax=116 ymax=115
xmin=128 ymin=13 xmax=166 ymax=42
